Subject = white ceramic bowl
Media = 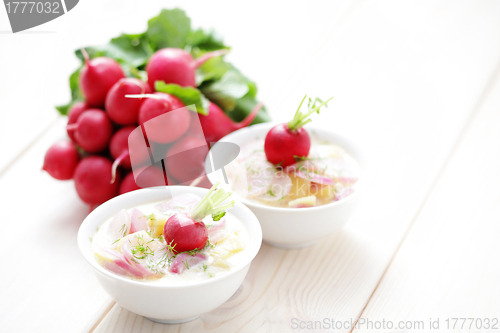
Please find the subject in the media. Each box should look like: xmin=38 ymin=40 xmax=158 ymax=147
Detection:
xmin=77 ymin=186 xmax=262 ymax=324
xmin=206 ymin=123 xmax=365 ymax=249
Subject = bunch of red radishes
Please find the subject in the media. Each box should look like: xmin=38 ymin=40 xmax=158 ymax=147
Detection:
xmin=43 ymin=47 xmax=262 ymax=210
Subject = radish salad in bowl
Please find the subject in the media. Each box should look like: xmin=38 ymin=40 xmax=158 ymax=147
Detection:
xmin=224 ymin=95 xmax=361 ymax=209
xmin=90 ymin=183 xmax=249 ymax=284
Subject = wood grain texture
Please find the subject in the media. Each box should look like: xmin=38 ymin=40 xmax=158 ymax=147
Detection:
xmin=0 ymin=0 xmax=352 ymax=175
xmin=0 ymin=1 xmax=357 ymax=332
xmin=91 ymin=1 xmax=500 ymax=332
xmin=353 ymin=57 xmax=500 ymax=333
xmin=1 ymin=1 xmax=500 ymax=333
xmin=92 ymin=231 xmax=382 ymax=333
xmin=0 ymin=119 xmax=114 ymax=333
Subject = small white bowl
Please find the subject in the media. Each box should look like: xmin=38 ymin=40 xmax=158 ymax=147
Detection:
xmin=77 ymin=186 xmax=262 ymax=324
xmin=206 ymin=123 xmax=365 ymax=249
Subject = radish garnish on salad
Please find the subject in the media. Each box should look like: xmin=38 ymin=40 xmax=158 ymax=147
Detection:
xmin=225 ymin=95 xmax=361 ymax=208
xmin=264 ymin=95 xmax=333 ymax=168
xmin=91 ymin=184 xmax=249 ymax=283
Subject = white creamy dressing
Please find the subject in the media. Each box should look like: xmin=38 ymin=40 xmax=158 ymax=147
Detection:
xmin=225 ymin=138 xmax=361 ymax=207
xmin=91 ymin=194 xmax=249 ymax=285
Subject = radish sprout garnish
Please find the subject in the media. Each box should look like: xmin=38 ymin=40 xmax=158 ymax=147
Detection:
xmin=287 ymin=96 xmax=333 ymax=131
xmin=264 ymin=95 xmax=333 ymax=168
xmin=190 ymin=182 xmax=235 ymax=221
xmin=163 ymin=182 xmax=234 ymax=253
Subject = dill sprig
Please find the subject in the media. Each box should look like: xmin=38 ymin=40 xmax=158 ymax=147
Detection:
xmin=118 ymin=223 xmax=128 ymax=237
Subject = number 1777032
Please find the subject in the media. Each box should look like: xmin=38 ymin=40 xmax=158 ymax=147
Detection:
xmin=5 ymin=2 xmax=60 ymax=14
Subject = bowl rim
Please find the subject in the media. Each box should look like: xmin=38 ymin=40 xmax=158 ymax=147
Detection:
xmin=77 ymin=186 xmax=262 ymax=289
xmin=205 ymin=122 xmax=366 ymax=213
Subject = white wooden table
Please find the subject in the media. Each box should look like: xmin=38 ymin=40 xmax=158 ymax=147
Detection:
xmin=1 ymin=1 xmax=500 ymax=332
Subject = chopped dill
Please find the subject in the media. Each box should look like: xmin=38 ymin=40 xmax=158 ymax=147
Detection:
xmin=131 ymin=237 xmax=155 ymax=260
xmin=206 ymin=238 xmax=215 ymax=249
xmin=165 ymin=240 xmax=177 ymax=256
xmin=294 ymin=155 xmax=307 ymax=162
xmin=184 ymin=248 xmax=200 ymax=257
xmin=118 ymin=224 xmax=127 ymax=237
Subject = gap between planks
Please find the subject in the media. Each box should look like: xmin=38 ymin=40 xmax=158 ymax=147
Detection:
xmin=84 ymin=1 xmax=372 ymax=331
xmin=89 ymin=302 xmax=117 ymax=333
xmin=0 ymin=117 xmax=60 ymax=178
xmin=348 ymin=54 xmax=500 ymax=333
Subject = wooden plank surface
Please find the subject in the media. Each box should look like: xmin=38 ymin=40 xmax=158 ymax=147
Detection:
xmin=0 ymin=1 xmax=356 ymax=333
xmin=353 ymin=51 xmax=500 ymax=333
xmin=1 ymin=1 xmax=500 ymax=333
xmin=0 ymin=119 xmax=115 ymax=333
xmin=90 ymin=1 xmax=500 ymax=332
xmin=0 ymin=0 xmax=353 ymax=174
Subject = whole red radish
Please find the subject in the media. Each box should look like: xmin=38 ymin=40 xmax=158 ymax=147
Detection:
xmin=163 ymin=183 xmax=233 ymax=253
xmin=79 ymin=49 xmax=125 ymax=107
xmin=110 ymin=127 xmax=136 ymax=183
xmin=67 ymin=102 xmax=90 ymax=141
xmin=165 ymin=135 xmax=208 ymax=183
xmin=149 ymin=141 xmax=172 ymax=162
xmin=265 ymin=95 xmax=332 ymax=167
xmin=119 ymin=172 xmax=140 ymax=195
xmin=198 ymin=102 xmax=263 ymax=142
xmin=133 ymin=164 xmax=170 ymax=189
xmin=68 ymin=109 xmax=113 ymax=153
xmin=42 ymin=142 xmax=80 ymax=180
xmin=137 ymin=93 xmax=190 ymax=143
xmin=164 ymin=214 xmax=208 ymax=253
xmin=186 ymin=111 xmax=205 ymax=139
xmin=146 ymin=48 xmax=228 ymax=89
xmin=119 ymin=166 xmax=170 ymax=195
xmin=74 ymin=156 xmax=119 ymax=205
xmin=110 ymin=126 xmax=152 ymax=183
xmin=110 ymin=127 xmax=136 ymax=170
xmin=105 ymin=78 xmax=150 ymax=125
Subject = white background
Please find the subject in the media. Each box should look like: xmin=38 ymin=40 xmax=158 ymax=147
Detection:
xmin=1 ymin=1 xmax=500 ymax=332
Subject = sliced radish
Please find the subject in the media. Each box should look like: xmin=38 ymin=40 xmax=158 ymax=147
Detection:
xmin=315 ymin=157 xmax=361 ymax=181
xmin=108 ymin=209 xmax=131 ymax=239
xmin=244 ymin=157 xmax=277 ymax=197
xmin=103 ymin=260 xmax=129 ymax=276
xmin=225 ymin=159 xmax=249 ymax=196
xmin=93 ymin=245 xmax=149 ymax=278
xmin=294 ymin=169 xmax=335 ymax=185
xmin=121 ymin=231 xmax=170 ymax=275
xmin=334 ymin=188 xmax=354 ymax=201
xmin=207 ymin=216 xmax=226 ymax=234
xmin=169 ymin=252 xmax=208 ymax=274
xmin=335 ymin=176 xmax=358 ymax=185
xmin=209 ymin=231 xmax=230 ymax=244
xmin=207 ymin=217 xmax=229 ymax=243
xmin=91 ymin=209 xmax=131 ymax=250
xmin=130 ymin=208 xmax=148 ymax=233
xmin=155 ymin=193 xmax=200 ymax=215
